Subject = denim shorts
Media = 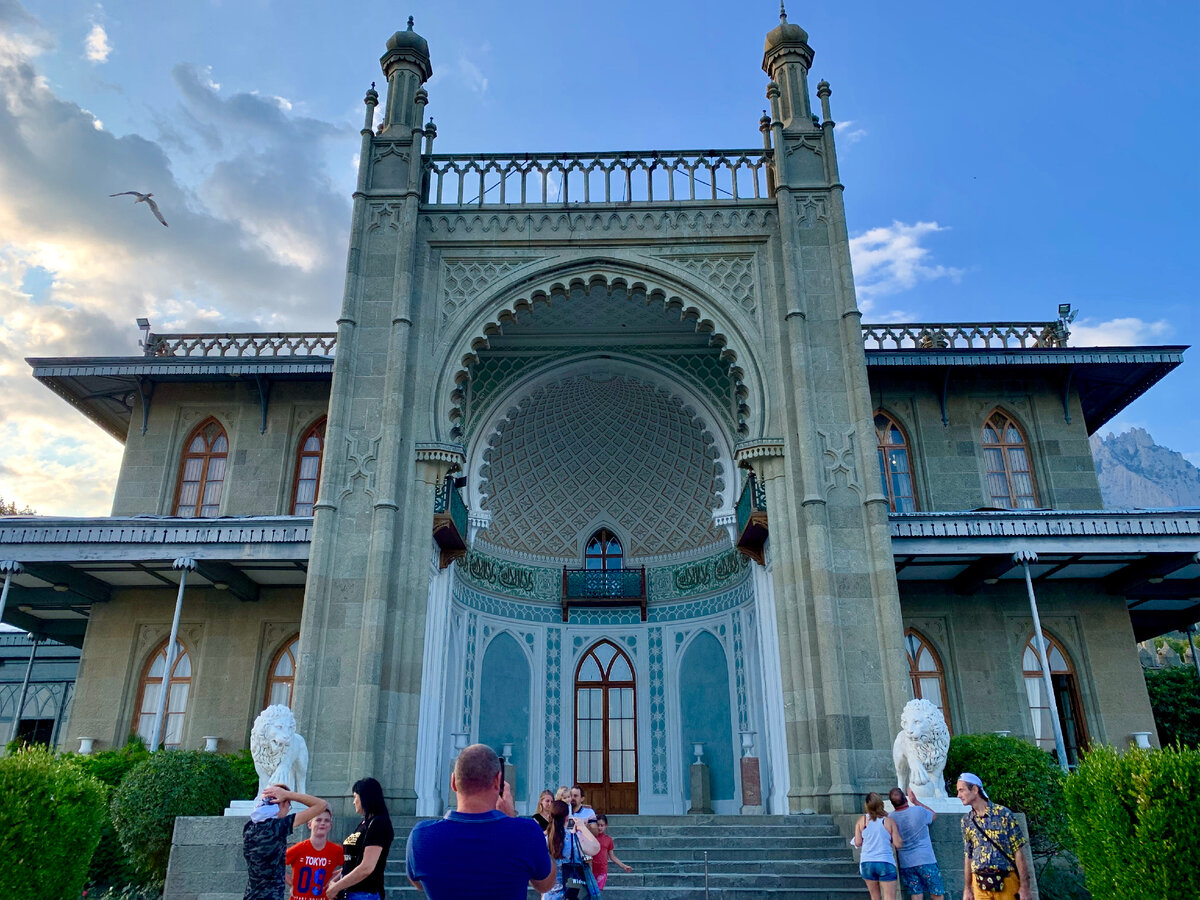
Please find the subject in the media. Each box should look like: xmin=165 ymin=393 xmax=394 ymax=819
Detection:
xmin=900 ymin=862 xmax=945 ymax=895
xmin=860 ymin=860 xmax=898 ymax=881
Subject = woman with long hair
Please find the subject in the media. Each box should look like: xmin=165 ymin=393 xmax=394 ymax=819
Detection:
xmin=540 ymin=799 xmax=600 ymax=900
xmin=532 ymin=789 xmax=555 ymax=830
xmin=852 ymin=791 xmax=903 ymax=900
xmin=326 ymin=777 xmax=395 ymax=900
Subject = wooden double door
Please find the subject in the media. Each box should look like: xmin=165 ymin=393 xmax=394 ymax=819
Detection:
xmin=574 ymin=640 xmax=638 ymax=814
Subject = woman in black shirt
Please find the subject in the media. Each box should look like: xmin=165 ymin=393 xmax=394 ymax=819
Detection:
xmin=326 ymin=777 xmax=394 ymax=900
xmin=532 ymin=789 xmax=555 ymax=830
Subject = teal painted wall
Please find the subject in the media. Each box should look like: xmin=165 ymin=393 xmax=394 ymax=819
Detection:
xmin=478 ymin=632 xmax=531 ymax=799
xmin=679 ymin=631 xmax=735 ymax=802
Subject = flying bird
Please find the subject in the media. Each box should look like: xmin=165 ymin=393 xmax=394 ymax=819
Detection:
xmin=109 ymin=191 xmax=168 ymax=227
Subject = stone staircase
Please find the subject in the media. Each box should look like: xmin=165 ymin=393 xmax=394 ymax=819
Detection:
xmin=383 ymin=814 xmax=869 ymax=899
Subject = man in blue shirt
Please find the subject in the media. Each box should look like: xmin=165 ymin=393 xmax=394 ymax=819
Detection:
xmin=406 ymin=744 xmax=555 ymax=899
xmin=888 ymin=787 xmax=945 ymax=900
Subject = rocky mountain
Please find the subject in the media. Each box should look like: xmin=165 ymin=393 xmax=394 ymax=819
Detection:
xmin=1091 ymin=428 xmax=1200 ymax=509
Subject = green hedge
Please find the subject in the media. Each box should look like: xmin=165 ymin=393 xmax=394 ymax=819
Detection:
xmin=944 ymin=732 xmax=1070 ymax=856
xmin=73 ymin=738 xmax=152 ymax=891
xmin=0 ymin=745 xmax=107 ymax=900
xmin=1064 ymin=744 xmax=1200 ymax=900
xmin=110 ymin=750 xmax=241 ymax=886
xmin=1144 ymin=666 xmax=1200 ymax=748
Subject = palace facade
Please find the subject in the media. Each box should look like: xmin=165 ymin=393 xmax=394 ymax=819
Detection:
xmin=2 ymin=13 xmax=1196 ymax=816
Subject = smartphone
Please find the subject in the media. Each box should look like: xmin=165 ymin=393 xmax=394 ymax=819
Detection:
xmin=498 ymin=755 xmax=506 ymax=797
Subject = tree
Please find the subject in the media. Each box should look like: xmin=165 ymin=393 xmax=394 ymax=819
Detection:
xmin=1144 ymin=664 xmax=1200 ymax=748
xmin=0 ymin=496 xmax=36 ymax=515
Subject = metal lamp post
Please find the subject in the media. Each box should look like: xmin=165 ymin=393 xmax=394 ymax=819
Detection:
xmin=1014 ymin=549 xmax=1070 ymax=772
xmin=148 ymin=558 xmax=196 ymax=752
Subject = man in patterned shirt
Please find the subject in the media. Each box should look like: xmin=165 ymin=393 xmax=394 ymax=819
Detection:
xmin=955 ymin=773 xmax=1029 ymax=900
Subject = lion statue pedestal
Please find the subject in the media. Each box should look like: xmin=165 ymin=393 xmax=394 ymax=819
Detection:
xmin=892 ymin=698 xmax=963 ymax=813
xmin=223 ymin=704 xmax=310 ymax=816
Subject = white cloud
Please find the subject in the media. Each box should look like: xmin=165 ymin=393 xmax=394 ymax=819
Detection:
xmin=84 ymin=23 xmax=110 ymax=63
xmin=835 ymin=119 xmax=867 ymax=144
xmin=1067 ymin=316 xmax=1173 ymax=347
xmin=849 ymin=220 xmax=963 ymax=312
xmin=0 ymin=7 xmax=356 ymax=514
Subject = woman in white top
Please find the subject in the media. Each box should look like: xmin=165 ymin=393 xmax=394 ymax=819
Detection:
xmin=852 ymin=791 xmax=903 ymax=900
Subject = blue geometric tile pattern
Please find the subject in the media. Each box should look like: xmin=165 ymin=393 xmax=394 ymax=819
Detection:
xmin=544 ymin=627 xmax=562 ymax=788
xmin=462 ymin=613 xmax=478 ymax=733
xmin=647 ymin=627 xmax=667 ymax=794
xmin=731 ymin=610 xmax=749 ymax=732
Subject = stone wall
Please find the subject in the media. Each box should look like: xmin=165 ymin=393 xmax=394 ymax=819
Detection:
xmin=113 ymin=381 xmax=331 ymax=517
xmin=64 ymin=587 xmax=302 ymax=752
xmin=869 ymin=369 xmax=1104 ymax=511
xmin=900 ymin=580 xmax=1157 ymax=748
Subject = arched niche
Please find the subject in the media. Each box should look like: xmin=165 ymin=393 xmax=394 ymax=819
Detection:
xmin=678 ymin=631 xmax=735 ymax=804
xmin=477 ymin=632 xmax=532 ymax=799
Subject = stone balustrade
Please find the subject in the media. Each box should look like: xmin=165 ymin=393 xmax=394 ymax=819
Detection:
xmin=143 ymin=332 xmax=337 ymax=358
xmin=421 ymin=148 xmax=774 ymax=206
xmin=861 ymin=321 xmax=1068 ymax=350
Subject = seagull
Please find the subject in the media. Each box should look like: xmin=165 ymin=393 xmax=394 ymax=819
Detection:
xmin=109 ymin=191 xmax=168 ymax=227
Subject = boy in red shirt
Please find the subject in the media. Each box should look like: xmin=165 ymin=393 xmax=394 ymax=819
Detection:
xmin=588 ymin=814 xmax=633 ymax=891
xmin=285 ymin=806 xmax=344 ymax=899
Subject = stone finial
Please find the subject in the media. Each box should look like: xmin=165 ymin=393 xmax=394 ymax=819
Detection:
xmin=817 ymin=79 xmax=833 ymax=125
xmin=365 ymin=83 xmax=379 ymax=106
xmin=407 ymin=15 xmax=415 ymax=29
xmin=780 ymin=1 xmax=787 ymax=21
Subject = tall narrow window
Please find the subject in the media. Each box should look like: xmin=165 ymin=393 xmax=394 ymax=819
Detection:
xmin=584 ymin=529 xmax=623 ymax=570
xmin=134 ymin=640 xmax=192 ymax=749
xmin=904 ymin=629 xmax=951 ymax=731
xmin=575 ymin=640 xmax=638 ymax=814
xmin=982 ymin=410 xmax=1038 ymax=508
xmin=875 ymin=412 xmax=917 ymax=512
xmin=291 ymin=418 xmax=326 ymax=516
xmin=265 ymin=635 xmax=300 ymax=707
xmin=174 ymin=418 xmax=228 ymax=517
xmin=1023 ymin=634 xmax=1089 ymax=766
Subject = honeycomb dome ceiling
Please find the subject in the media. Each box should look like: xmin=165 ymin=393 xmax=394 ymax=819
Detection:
xmin=479 ymin=374 xmax=725 ymax=560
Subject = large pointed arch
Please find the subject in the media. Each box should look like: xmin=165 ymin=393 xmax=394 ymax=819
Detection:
xmin=434 ymin=261 xmax=767 ymax=442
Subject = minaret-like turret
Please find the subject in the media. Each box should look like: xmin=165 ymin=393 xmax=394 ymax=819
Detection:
xmin=380 ymin=16 xmax=433 ymax=132
xmin=761 ymin=3 xmax=817 ymax=132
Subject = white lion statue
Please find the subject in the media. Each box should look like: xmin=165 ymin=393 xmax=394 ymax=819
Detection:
xmin=250 ymin=704 xmax=309 ymax=796
xmin=893 ymin=698 xmax=951 ymax=802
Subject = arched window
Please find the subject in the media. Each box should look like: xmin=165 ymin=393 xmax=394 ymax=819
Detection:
xmin=134 ymin=639 xmax=192 ymax=749
xmin=584 ymin=529 xmax=623 ymax=570
xmin=981 ymin=410 xmax=1038 ymax=508
xmin=1023 ymin=634 xmax=1089 ymax=766
xmin=904 ymin=629 xmax=951 ymax=732
xmin=291 ymin=418 xmax=326 ymax=516
xmin=174 ymin=418 xmax=228 ymax=517
xmin=575 ymin=640 xmax=637 ymax=813
xmin=875 ymin=411 xmax=917 ymax=513
xmin=265 ymin=635 xmax=300 ymax=707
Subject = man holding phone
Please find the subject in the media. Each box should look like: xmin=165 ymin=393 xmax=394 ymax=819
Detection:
xmin=406 ymin=743 xmax=554 ymax=899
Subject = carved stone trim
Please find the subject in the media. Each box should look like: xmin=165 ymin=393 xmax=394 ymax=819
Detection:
xmin=652 ymin=252 xmax=758 ymax=312
xmin=415 ymin=441 xmax=466 ymax=468
xmin=342 ymin=434 xmax=382 ymax=498
xmin=817 ymin=427 xmax=861 ymax=494
xmin=734 ymin=438 xmax=785 ymax=466
xmin=794 ymin=195 xmax=830 ymax=228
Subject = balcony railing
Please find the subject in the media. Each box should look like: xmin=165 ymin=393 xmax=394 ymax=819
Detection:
xmin=136 ymin=321 xmax=1073 ymax=361
xmin=861 ymin=321 xmax=1068 ymax=351
xmin=143 ymin=332 xmax=337 ymax=358
xmin=433 ymin=477 xmax=469 ymax=568
xmin=422 ymin=149 xmax=774 ymax=208
xmin=735 ymin=472 xmax=769 ymax=565
xmin=561 ymin=566 xmax=647 ymax=622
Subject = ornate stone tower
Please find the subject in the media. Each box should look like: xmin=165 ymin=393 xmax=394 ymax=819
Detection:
xmin=294 ymin=11 xmax=909 ymax=815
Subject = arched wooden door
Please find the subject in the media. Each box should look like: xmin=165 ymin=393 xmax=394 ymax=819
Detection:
xmin=574 ymin=640 xmax=638 ymax=814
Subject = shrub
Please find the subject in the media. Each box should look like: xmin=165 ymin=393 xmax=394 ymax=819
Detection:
xmin=226 ymin=747 xmax=259 ymax=800
xmin=0 ymin=745 xmax=107 ymax=900
xmin=1064 ymin=744 xmax=1200 ymax=900
xmin=1144 ymin=665 xmax=1200 ymax=748
xmin=71 ymin=738 xmax=152 ymax=891
xmin=110 ymin=750 xmax=241 ymax=886
xmin=945 ymin=732 xmax=1070 ymax=857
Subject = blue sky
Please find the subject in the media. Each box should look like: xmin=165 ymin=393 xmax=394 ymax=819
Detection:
xmin=1 ymin=0 xmax=1197 ymax=514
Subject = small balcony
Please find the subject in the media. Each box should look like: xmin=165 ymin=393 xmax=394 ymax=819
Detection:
xmin=735 ymin=472 xmax=769 ymax=565
xmin=561 ymin=567 xmax=647 ymax=622
xmin=433 ymin=476 xmax=468 ymax=569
